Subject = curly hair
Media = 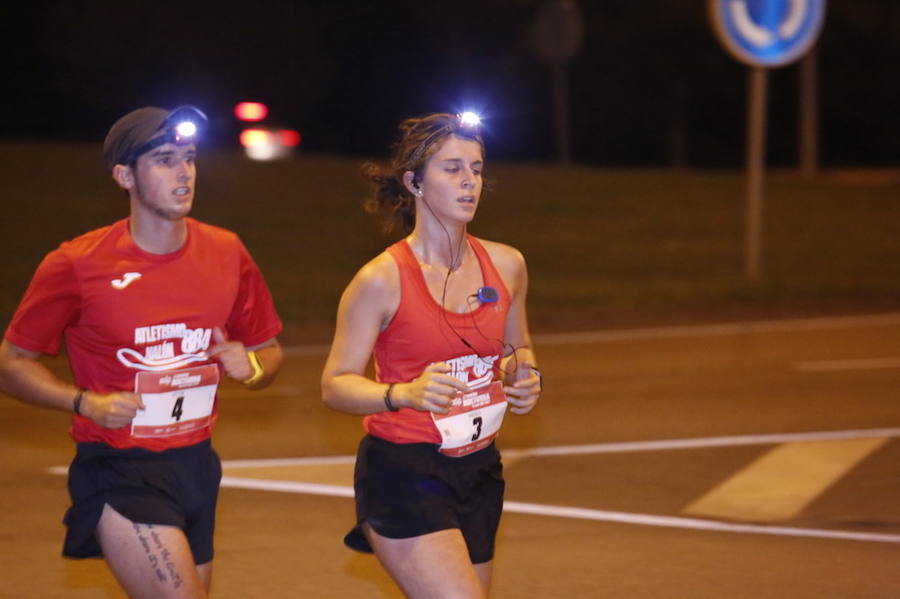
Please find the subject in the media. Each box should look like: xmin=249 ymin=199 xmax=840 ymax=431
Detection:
xmin=362 ymin=113 xmax=484 ymax=235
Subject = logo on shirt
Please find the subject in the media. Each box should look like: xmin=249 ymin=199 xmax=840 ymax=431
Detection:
xmin=446 ymin=353 xmax=499 ymax=390
xmin=117 ymin=322 xmax=213 ymax=371
xmin=111 ymin=272 xmax=142 ymax=290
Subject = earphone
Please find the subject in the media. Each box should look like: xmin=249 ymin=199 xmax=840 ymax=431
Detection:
xmin=408 ymin=171 xmax=503 ymax=351
xmin=413 ymin=185 xmax=488 ymax=357
xmin=403 ymin=118 xmax=525 ymax=379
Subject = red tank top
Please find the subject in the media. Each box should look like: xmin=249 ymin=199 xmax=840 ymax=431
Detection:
xmin=364 ymin=235 xmax=511 ymax=444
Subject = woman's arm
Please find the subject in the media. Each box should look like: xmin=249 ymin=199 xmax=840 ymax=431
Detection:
xmin=486 ymin=241 xmax=541 ymax=415
xmin=320 ymin=254 xmax=468 ymax=415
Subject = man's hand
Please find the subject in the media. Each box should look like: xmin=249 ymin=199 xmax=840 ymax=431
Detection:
xmin=207 ymin=327 xmax=254 ymax=382
xmin=79 ymin=391 xmax=145 ymax=429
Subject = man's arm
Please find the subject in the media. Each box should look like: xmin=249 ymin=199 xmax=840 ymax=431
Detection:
xmin=0 ymin=339 xmax=81 ymax=412
xmin=0 ymin=339 xmax=144 ymax=428
xmin=208 ymin=329 xmax=283 ymax=390
xmin=245 ymin=338 xmax=283 ymax=389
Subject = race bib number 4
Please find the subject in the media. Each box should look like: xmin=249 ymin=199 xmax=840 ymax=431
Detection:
xmin=132 ymin=365 xmax=219 ymax=438
xmin=432 ymin=381 xmax=508 ymax=457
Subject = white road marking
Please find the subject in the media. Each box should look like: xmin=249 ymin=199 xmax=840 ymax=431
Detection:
xmin=500 ymin=427 xmax=900 ymax=459
xmin=529 ymin=312 xmax=900 ymax=346
xmin=221 ymin=476 xmax=355 ymax=498
xmin=502 ymin=501 xmax=900 ymax=544
xmin=45 ymin=426 xmax=900 ymax=477
xmin=223 ymin=455 xmax=357 ymax=468
xmin=283 ymin=344 xmax=330 ymax=357
xmin=682 ymin=438 xmax=889 ymax=521
xmin=281 ymin=312 xmax=900 ymax=355
xmin=45 ymin=427 xmax=900 ymax=544
xmin=211 ymin=478 xmax=900 ymax=545
xmin=794 ymin=356 xmax=900 ymax=372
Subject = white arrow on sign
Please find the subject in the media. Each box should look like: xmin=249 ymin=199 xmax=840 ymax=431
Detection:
xmin=729 ymin=0 xmax=807 ymax=48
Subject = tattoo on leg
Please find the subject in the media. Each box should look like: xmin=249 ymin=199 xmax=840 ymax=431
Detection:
xmin=132 ymin=523 xmax=185 ymax=589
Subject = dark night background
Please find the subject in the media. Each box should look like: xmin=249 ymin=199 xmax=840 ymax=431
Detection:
xmin=3 ymin=1 xmax=900 ymax=167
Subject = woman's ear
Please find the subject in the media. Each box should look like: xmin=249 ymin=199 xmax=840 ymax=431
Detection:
xmin=402 ymin=170 xmax=421 ymax=196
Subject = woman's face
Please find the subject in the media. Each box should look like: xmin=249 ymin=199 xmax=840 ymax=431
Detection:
xmin=416 ymin=134 xmax=484 ymax=225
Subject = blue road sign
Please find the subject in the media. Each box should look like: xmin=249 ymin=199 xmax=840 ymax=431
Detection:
xmin=709 ymin=0 xmax=826 ymax=67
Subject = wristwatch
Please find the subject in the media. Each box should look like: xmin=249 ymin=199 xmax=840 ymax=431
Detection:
xmin=243 ymin=350 xmax=265 ymax=386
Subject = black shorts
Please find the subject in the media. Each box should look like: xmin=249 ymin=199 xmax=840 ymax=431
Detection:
xmin=63 ymin=439 xmax=222 ymax=565
xmin=344 ymin=435 xmax=505 ymax=564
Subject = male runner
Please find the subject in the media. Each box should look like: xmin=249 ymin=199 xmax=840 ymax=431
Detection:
xmin=0 ymin=105 xmax=283 ymax=598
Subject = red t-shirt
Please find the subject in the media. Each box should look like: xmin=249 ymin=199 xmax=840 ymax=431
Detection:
xmin=5 ymin=218 xmax=282 ymax=451
xmin=364 ymin=236 xmax=510 ymax=444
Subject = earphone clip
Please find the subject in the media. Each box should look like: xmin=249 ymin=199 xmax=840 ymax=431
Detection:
xmin=477 ymin=286 xmax=498 ymax=304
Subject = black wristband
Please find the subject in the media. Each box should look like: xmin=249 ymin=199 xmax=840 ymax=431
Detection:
xmin=529 ymin=367 xmax=543 ymax=391
xmin=383 ymin=383 xmax=399 ymax=412
xmin=73 ymin=389 xmax=87 ymax=416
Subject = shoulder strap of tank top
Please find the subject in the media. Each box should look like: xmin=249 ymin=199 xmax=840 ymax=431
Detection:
xmin=385 ymin=239 xmax=431 ymax=303
xmin=386 ymin=238 xmax=422 ymax=274
xmin=467 ymin=235 xmax=507 ymax=295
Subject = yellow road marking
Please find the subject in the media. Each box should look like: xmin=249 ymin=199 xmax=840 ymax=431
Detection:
xmin=683 ymin=438 xmax=888 ymax=522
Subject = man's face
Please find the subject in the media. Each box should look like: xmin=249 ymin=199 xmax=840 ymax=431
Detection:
xmin=130 ymin=142 xmax=197 ymax=221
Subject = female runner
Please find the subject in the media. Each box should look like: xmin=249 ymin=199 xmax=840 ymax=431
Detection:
xmin=321 ymin=112 xmax=541 ymax=598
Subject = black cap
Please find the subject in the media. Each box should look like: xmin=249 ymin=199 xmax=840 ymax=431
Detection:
xmin=103 ymin=105 xmax=208 ymax=170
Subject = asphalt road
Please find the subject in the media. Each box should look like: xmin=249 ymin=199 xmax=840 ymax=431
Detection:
xmin=1 ymin=312 xmax=898 ymax=598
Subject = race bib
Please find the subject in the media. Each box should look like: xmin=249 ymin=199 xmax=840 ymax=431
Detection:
xmin=431 ymin=381 xmax=507 ymax=457
xmin=132 ymin=364 xmax=219 ymax=438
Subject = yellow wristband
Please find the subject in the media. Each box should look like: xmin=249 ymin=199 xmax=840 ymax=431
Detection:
xmin=242 ymin=351 xmax=265 ymax=386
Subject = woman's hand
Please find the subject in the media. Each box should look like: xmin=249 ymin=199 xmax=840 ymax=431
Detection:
xmin=395 ymin=362 xmax=470 ymax=414
xmin=504 ymin=362 xmax=541 ymax=415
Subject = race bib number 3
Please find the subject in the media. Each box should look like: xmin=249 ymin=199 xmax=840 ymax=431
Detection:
xmin=432 ymin=381 xmax=508 ymax=457
xmin=132 ymin=365 xmax=219 ymax=438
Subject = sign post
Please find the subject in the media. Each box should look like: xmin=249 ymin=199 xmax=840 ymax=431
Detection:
xmin=798 ymin=48 xmax=819 ymax=177
xmin=708 ymin=0 xmax=826 ymax=281
xmin=535 ymin=0 xmax=583 ymax=164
